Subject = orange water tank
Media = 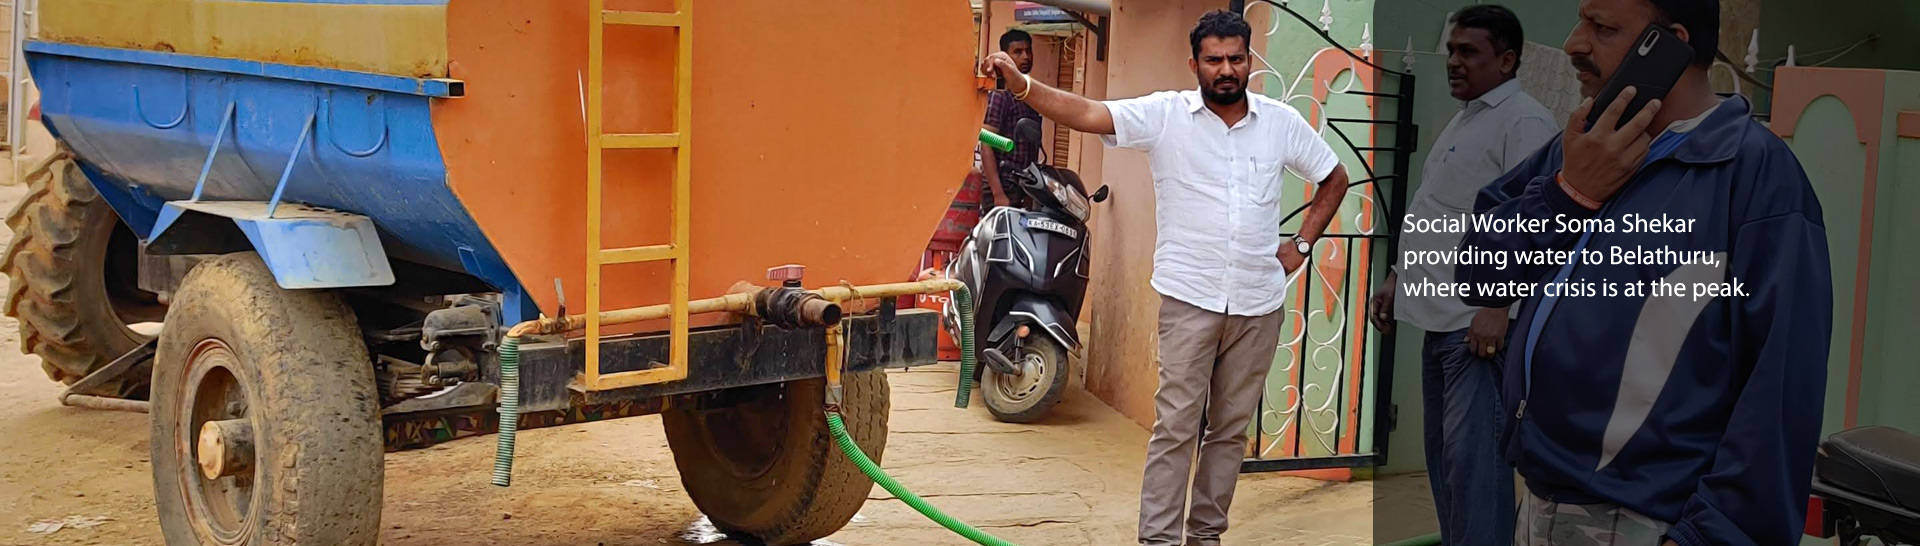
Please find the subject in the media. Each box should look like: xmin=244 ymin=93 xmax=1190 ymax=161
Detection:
xmin=433 ymin=0 xmax=987 ymax=321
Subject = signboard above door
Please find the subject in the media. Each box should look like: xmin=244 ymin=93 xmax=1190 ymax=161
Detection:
xmin=1014 ymin=2 xmax=1076 ymax=23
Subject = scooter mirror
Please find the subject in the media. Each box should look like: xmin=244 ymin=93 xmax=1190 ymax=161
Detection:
xmin=1013 ymin=117 xmax=1043 ymax=147
xmin=1092 ymin=185 xmax=1110 ymax=203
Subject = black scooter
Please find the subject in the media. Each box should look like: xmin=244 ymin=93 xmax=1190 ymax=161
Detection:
xmin=1807 ymin=425 xmax=1920 ymax=544
xmin=943 ymin=119 xmax=1108 ymax=423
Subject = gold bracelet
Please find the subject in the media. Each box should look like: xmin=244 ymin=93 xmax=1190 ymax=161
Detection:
xmin=1012 ymin=73 xmax=1034 ymax=101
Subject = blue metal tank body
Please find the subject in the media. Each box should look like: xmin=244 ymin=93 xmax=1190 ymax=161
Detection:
xmin=25 ymin=42 xmax=535 ymax=321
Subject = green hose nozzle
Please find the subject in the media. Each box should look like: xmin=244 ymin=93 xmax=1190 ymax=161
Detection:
xmin=979 ymin=129 xmax=1014 ymax=153
xmin=827 ymin=412 xmax=1015 ymax=546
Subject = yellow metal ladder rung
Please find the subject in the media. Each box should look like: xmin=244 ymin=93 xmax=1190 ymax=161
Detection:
xmin=602 ymin=10 xmax=686 ymax=27
xmin=600 ymin=133 xmax=682 ymax=149
xmin=598 ymin=244 xmax=679 ymax=265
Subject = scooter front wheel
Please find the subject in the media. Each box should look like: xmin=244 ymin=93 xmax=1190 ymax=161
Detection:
xmin=981 ymin=336 xmax=1069 ymax=423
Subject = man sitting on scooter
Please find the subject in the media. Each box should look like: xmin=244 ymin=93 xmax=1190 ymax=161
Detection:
xmin=979 ymin=10 xmax=1352 ymax=546
xmin=980 ymin=29 xmax=1044 ymax=213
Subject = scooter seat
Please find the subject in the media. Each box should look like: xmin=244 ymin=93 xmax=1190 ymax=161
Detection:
xmin=1818 ymin=426 xmax=1920 ymax=512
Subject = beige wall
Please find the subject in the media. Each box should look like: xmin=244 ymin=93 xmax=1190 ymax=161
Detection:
xmin=1083 ymin=0 xmax=1226 ymax=428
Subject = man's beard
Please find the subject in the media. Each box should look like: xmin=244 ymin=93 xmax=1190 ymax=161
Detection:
xmin=1203 ymin=77 xmax=1246 ymax=105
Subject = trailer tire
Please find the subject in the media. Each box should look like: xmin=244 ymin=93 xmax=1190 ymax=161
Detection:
xmin=150 ymin=253 xmax=382 ymax=545
xmin=3 ymin=149 xmax=163 ymax=396
xmin=663 ymin=370 xmax=889 ymax=545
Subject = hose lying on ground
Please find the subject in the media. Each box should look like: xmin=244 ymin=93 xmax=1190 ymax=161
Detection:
xmin=827 ymin=412 xmax=1014 ymax=546
xmin=1379 ymin=533 xmax=1441 ymax=546
xmin=822 ymin=284 xmax=1014 ymax=545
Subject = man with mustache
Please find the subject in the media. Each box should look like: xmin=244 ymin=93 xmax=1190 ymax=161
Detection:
xmin=1454 ymin=0 xmax=1831 ymax=544
xmin=1370 ymin=5 xmax=1553 ymax=545
xmin=978 ymin=10 xmax=1351 ymax=546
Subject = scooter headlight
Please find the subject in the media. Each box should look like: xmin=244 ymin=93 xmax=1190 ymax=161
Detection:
xmin=1045 ymin=175 xmax=1091 ymax=223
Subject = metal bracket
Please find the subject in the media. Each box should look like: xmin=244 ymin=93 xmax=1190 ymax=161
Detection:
xmin=1060 ymin=11 xmax=1109 ymax=62
xmin=266 ymin=108 xmax=318 ymax=218
xmin=59 ymin=339 xmax=157 ymax=411
xmin=190 ymin=101 xmax=237 ymax=202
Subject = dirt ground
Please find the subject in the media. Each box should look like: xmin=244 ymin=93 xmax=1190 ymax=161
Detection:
xmin=0 ymin=179 xmax=1379 ymax=545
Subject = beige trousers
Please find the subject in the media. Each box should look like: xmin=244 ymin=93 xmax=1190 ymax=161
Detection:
xmin=1139 ymin=295 xmax=1285 ymax=546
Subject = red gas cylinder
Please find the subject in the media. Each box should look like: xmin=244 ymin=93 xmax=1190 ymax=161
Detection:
xmin=930 ymin=169 xmax=984 ymax=252
xmin=910 ymin=168 xmax=985 ymax=360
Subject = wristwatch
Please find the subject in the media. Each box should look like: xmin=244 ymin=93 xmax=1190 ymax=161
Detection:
xmin=1292 ymin=235 xmax=1314 ymax=255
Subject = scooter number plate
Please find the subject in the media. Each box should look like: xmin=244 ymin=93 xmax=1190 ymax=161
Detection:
xmin=1023 ymin=217 xmax=1079 ymax=239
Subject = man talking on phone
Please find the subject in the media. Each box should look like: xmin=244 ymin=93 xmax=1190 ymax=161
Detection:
xmin=1454 ymin=0 xmax=1832 ymax=544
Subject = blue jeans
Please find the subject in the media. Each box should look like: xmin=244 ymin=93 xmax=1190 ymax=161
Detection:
xmin=1422 ymin=329 xmax=1514 ymax=545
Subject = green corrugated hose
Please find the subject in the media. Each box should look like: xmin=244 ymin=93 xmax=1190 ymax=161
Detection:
xmin=827 ymin=412 xmax=1014 ymax=546
xmin=1379 ymin=533 xmax=1442 ymax=546
xmin=953 ymin=285 xmax=978 ymax=408
xmin=823 ymin=285 xmax=1012 ymax=545
xmin=491 ymin=336 xmax=521 ymax=487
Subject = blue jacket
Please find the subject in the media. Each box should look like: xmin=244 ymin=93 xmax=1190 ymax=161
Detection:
xmin=1456 ymin=96 xmax=1831 ymax=546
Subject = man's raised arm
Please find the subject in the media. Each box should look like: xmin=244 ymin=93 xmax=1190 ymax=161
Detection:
xmin=980 ymin=51 xmax=1115 ymax=135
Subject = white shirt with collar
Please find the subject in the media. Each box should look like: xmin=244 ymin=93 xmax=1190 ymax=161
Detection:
xmin=1102 ymin=89 xmax=1340 ymax=317
xmin=1396 ymin=78 xmax=1557 ymax=332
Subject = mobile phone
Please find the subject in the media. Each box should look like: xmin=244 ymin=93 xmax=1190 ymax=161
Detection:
xmin=1584 ymin=24 xmax=1694 ymax=131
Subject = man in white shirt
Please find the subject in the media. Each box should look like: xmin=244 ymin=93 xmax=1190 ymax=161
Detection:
xmin=979 ymin=10 xmax=1350 ymax=545
xmin=1365 ymin=5 xmax=1555 ymax=544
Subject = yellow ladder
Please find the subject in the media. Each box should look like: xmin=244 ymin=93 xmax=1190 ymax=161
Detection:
xmin=581 ymin=0 xmax=692 ymax=390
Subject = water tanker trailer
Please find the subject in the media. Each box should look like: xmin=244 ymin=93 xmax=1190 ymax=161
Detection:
xmin=10 ymin=0 xmax=986 ymax=543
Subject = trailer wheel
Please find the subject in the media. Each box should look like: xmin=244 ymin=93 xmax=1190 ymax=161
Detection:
xmin=150 ymin=253 xmax=381 ymax=545
xmin=663 ymin=370 xmax=889 ymax=545
xmin=3 ymin=150 xmax=164 ymax=396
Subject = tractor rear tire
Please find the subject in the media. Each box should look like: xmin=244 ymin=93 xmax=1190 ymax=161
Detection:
xmin=663 ymin=370 xmax=890 ymax=545
xmin=150 ymin=253 xmax=382 ymax=545
xmin=3 ymin=149 xmax=163 ymax=396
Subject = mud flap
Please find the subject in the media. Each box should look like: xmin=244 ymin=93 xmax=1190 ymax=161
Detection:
xmin=147 ymin=200 xmax=395 ymax=289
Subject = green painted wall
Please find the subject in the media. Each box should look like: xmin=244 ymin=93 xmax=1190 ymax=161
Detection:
xmin=1786 ymin=96 xmax=1867 ymax=437
xmin=1783 ymin=70 xmax=1920 ymax=438
xmin=1862 ymin=135 xmax=1920 ymax=432
xmin=1856 ymin=71 xmax=1920 ymax=434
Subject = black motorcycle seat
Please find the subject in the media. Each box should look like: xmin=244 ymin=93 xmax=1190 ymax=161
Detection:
xmin=1818 ymin=426 xmax=1920 ymax=512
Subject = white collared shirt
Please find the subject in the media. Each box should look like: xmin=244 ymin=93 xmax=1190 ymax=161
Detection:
xmin=1102 ymin=90 xmax=1340 ymax=317
xmin=1396 ymin=79 xmax=1557 ymax=332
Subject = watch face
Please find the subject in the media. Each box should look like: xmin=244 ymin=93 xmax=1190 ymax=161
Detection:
xmin=1296 ymin=238 xmax=1312 ymax=254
